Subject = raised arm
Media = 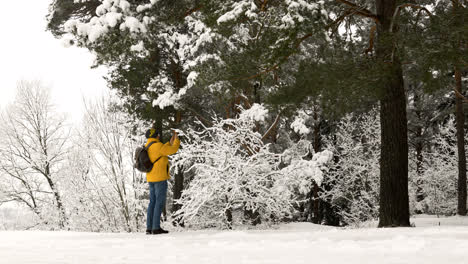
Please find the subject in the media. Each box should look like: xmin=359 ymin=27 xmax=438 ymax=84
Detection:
xmin=160 ymin=132 xmax=180 ymax=156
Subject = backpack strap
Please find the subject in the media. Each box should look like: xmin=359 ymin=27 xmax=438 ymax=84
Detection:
xmin=145 ymin=141 xmax=165 ymax=164
xmin=145 ymin=141 xmax=157 ymax=150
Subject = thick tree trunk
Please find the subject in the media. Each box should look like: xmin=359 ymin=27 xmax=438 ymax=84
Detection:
xmin=376 ymin=0 xmax=410 ymax=227
xmin=455 ymin=69 xmax=467 ymax=216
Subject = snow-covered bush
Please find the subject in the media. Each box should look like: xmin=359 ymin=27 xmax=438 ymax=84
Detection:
xmin=272 ymin=137 xmax=333 ymax=220
xmin=171 ymin=115 xmax=285 ymax=228
xmin=410 ymin=119 xmax=458 ymax=215
xmin=323 ymin=110 xmax=381 ymax=226
xmin=171 ymin=110 xmax=333 ymax=229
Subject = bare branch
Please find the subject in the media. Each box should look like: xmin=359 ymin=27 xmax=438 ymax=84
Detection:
xmin=262 ymin=110 xmax=282 ymax=142
xmin=184 ymin=5 xmax=203 ymax=17
xmin=185 ymin=106 xmax=213 ymax=126
xmin=260 ymin=0 xmax=269 ymax=11
xmin=364 ymin=25 xmax=376 ymax=54
xmin=327 ymin=8 xmax=354 ymax=33
xmin=451 ymin=0 xmax=461 ymax=7
xmin=335 ymin=0 xmax=379 ymax=23
xmin=454 ymin=88 xmax=468 ymax=104
xmin=390 ymin=3 xmax=433 ymax=33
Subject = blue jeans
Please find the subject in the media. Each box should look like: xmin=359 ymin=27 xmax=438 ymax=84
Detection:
xmin=147 ymin=180 xmax=168 ymax=230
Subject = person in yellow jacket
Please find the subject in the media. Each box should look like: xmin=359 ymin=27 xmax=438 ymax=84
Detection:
xmin=144 ymin=128 xmax=180 ymax=235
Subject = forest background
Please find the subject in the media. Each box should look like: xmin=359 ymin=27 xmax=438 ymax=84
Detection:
xmin=1 ymin=0 xmax=468 ymax=232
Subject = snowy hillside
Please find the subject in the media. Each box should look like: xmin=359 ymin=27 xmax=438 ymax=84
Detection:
xmin=1 ymin=216 xmax=467 ymax=264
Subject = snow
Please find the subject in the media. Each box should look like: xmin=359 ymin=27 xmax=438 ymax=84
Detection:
xmin=1 ymin=216 xmax=468 ymax=263
xmin=280 ymin=149 xmax=332 ymax=187
xmin=186 ymin=71 xmax=199 ymax=88
xmin=136 ymin=4 xmax=152 ymax=13
xmin=312 ymin=149 xmax=333 ymax=165
xmin=291 ymin=116 xmax=310 ymax=135
xmin=239 ymin=103 xmax=268 ymax=122
xmin=119 ymin=0 xmax=131 ymax=12
xmin=152 ymin=90 xmax=177 ymax=109
xmin=217 ymin=1 xmax=250 ymax=24
xmin=104 ymin=12 xmax=122 ymax=27
xmin=120 ymin=17 xmax=147 ymax=33
xmin=130 ymin=41 xmax=145 ymax=52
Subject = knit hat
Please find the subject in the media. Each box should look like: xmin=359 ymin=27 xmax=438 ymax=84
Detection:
xmin=145 ymin=128 xmax=160 ymax=139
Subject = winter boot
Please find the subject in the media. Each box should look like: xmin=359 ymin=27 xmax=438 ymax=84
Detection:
xmin=152 ymin=228 xmax=169 ymax=234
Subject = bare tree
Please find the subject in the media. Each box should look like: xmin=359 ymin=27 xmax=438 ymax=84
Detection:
xmin=76 ymin=95 xmax=146 ymax=232
xmin=0 ymin=80 xmax=69 ymax=229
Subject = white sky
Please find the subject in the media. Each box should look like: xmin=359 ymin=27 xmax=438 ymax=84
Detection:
xmin=0 ymin=1 xmax=108 ymax=121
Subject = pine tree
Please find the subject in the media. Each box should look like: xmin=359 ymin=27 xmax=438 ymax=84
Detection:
xmin=406 ymin=1 xmax=468 ymax=216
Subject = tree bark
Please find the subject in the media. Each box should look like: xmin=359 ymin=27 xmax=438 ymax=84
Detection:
xmin=45 ymin=174 xmax=67 ymax=228
xmin=172 ymin=169 xmax=184 ymax=224
xmin=172 ymin=110 xmax=185 ymax=225
xmin=376 ymin=0 xmax=410 ymax=227
xmin=455 ymin=68 xmax=467 ymax=216
xmin=415 ymin=134 xmax=424 ymax=203
xmin=413 ymin=92 xmax=425 ymax=206
xmin=311 ymin=109 xmax=321 ymax=224
xmin=44 ymin=162 xmax=68 ymax=229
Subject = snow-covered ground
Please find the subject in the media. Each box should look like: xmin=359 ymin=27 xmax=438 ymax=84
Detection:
xmin=1 ymin=216 xmax=467 ymax=264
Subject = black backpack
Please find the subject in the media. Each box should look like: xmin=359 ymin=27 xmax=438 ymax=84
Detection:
xmin=134 ymin=142 xmax=163 ymax=173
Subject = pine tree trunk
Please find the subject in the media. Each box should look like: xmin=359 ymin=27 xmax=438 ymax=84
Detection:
xmin=455 ymin=68 xmax=467 ymax=216
xmin=376 ymin=0 xmax=410 ymax=227
xmin=172 ymin=170 xmax=184 ymax=225
xmin=414 ymin=92 xmax=425 ymax=206
xmin=153 ymin=112 xmax=163 ymax=140
xmin=311 ymin=109 xmax=321 ymax=224
xmin=415 ymin=136 xmax=424 ymax=201
xmin=172 ymin=110 xmax=185 ymax=225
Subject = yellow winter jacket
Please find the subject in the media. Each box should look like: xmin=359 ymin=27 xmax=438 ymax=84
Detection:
xmin=145 ymin=137 xmax=180 ymax=182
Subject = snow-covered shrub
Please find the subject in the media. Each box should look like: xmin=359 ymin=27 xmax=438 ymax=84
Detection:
xmin=323 ymin=110 xmax=381 ymax=226
xmin=172 ymin=110 xmax=333 ymax=229
xmin=171 ymin=115 xmax=285 ymax=228
xmin=410 ymin=119 xmax=458 ymax=215
xmin=280 ymin=147 xmax=334 ymax=217
xmin=273 ymin=138 xmax=333 ymax=221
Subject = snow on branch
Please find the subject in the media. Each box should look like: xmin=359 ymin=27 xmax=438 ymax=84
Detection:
xmin=171 ymin=111 xmax=333 ymax=228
